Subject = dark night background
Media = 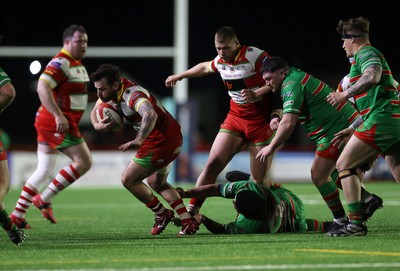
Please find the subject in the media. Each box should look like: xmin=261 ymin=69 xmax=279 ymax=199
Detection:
xmin=1 ymin=0 xmax=399 ymax=151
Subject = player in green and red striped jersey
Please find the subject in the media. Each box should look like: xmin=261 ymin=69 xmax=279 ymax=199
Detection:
xmin=176 ymin=180 xmax=329 ymax=234
xmin=327 ymin=16 xmax=400 ymax=236
xmin=255 ymin=56 xmax=382 ymax=234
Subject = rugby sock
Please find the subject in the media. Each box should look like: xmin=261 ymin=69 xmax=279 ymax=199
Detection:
xmin=187 ymin=198 xmax=203 ymax=215
xmin=306 ymin=219 xmax=326 ymax=232
xmin=331 ymin=170 xmax=342 ymax=189
xmin=146 ymin=196 xmax=166 ymax=216
xmin=170 ymin=199 xmax=192 ymax=225
xmin=347 ymin=202 xmax=364 ymax=224
xmin=0 ymin=209 xmax=17 ymax=231
xmin=317 ymin=181 xmax=345 ymax=219
xmin=13 ymin=185 xmax=37 ymax=218
xmin=41 ymin=165 xmax=80 ymax=202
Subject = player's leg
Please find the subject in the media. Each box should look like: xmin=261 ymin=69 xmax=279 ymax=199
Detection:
xmin=11 ymin=143 xmax=61 ymax=228
xmin=384 ymin=143 xmax=400 ymax=183
xmin=311 ymin=155 xmax=346 ymax=224
xmin=0 ymin=158 xmax=26 ymax=245
xmin=331 ymin=163 xmax=383 ymax=221
xmin=248 ymin=145 xmax=273 ymax=186
xmin=33 ymin=142 xmax=92 ymax=224
xmin=187 ymin=132 xmax=243 ymax=215
xmin=329 ymin=136 xmax=379 ymax=237
xmin=147 ymin=168 xmax=198 ymax=235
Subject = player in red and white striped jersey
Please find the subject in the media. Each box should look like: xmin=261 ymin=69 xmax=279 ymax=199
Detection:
xmin=11 ymin=25 xmax=92 ymax=228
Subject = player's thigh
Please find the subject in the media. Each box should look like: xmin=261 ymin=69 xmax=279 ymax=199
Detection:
xmin=122 ymin=160 xmax=153 ymax=186
xmin=207 ymin=132 xmax=244 ymax=166
xmin=337 ymin=136 xmax=379 ymax=171
xmin=384 ymin=146 xmax=400 ymax=182
xmin=64 ymin=142 xmax=92 ymax=169
xmin=248 ymin=145 xmax=273 ymax=182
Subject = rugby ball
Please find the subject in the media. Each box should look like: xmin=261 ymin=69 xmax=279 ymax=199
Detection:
xmin=95 ymin=102 xmax=123 ymax=131
xmin=337 ymin=74 xmax=354 ymax=103
xmin=337 ymin=74 xmax=350 ymax=92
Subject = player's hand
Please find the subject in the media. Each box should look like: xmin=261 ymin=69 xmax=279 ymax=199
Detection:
xmin=270 ymin=117 xmax=280 ymax=130
xmin=165 ymin=75 xmax=180 ymax=88
xmin=193 ymin=214 xmax=204 ymax=224
xmin=93 ymin=117 xmax=117 ymax=132
xmin=256 ymin=145 xmax=274 ymax=162
xmin=118 ymin=139 xmax=141 ymax=152
xmin=55 ymin=114 xmax=69 ymax=132
xmin=175 ymin=187 xmax=188 ymax=198
xmin=326 ymin=91 xmax=347 ymax=106
xmin=331 ymin=127 xmax=354 ymax=148
xmin=241 ymin=89 xmax=255 ymax=102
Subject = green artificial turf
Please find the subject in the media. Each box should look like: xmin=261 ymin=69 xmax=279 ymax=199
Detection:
xmin=1 ymin=181 xmax=399 ymax=271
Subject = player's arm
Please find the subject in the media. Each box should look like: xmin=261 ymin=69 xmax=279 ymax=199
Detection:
xmin=89 ymin=100 xmax=100 ymax=126
xmin=328 ymin=65 xmax=382 ymax=105
xmin=177 ymin=184 xmax=220 ymax=199
xmin=345 ymin=64 xmax=382 ymax=98
xmin=0 ymin=82 xmax=16 ymax=113
xmin=256 ymin=113 xmax=298 ymax=162
xmin=165 ymin=61 xmax=213 ymax=87
xmin=134 ymin=100 xmax=157 ymax=144
xmin=194 ymin=214 xmax=228 ymax=234
xmin=118 ymin=99 xmax=157 ymax=151
xmin=37 ymin=79 xmax=69 ymax=132
xmin=268 ymin=113 xmax=297 ymax=150
xmin=331 ymin=115 xmax=364 ymax=149
xmin=241 ymin=84 xmax=273 ymax=101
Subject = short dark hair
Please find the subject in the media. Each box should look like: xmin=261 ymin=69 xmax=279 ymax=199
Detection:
xmin=63 ymin=24 xmax=86 ymax=41
xmin=90 ymin=64 xmax=121 ymax=85
xmin=215 ymin=26 xmax=237 ymax=42
xmin=260 ymin=56 xmax=289 ymax=74
xmin=337 ymin=16 xmax=370 ymax=37
xmin=235 ymin=190 xmax=264 ymax=220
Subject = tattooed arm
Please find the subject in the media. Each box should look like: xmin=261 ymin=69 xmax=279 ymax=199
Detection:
xmin=327 ymin=64 xmax=382 ymax=106
xmin=118 ymin=100 xmax=157 ymax=151
xmin=345 ymin=64 xmax=382 ymax=98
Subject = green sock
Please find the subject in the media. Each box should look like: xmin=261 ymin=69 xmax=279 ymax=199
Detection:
xmin=317 ymin=181 xmax=345 ymax=219
xmin=0 ymin=209 xmax=16 ymax=231
xmin=347 ymin=202 xmax=364 ymax=224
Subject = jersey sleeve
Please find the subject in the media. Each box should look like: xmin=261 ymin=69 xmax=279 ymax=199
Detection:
xmin=281 ymin=80 xmax=304 ymax=115
xmin=128 ymin=90 xmax=151 ymax=112
xmin=39 ymin=57 xmax=70 ymax=89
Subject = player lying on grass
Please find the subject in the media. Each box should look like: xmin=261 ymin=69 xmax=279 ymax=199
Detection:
xmin=176 ymin=180 xmax=332 ymax=234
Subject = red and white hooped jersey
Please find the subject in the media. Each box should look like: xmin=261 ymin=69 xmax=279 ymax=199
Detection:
xmin=208 ymin=45 xmax=274 ymax=120
xmin=35 ymin=49 xmax=89 ymax=133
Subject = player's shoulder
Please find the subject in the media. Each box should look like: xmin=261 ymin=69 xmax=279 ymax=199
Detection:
xmin=123 ymin=84 xmax=151 ymax=101
xmin=46 ymin=56 xmax=70 ymax=70
xmin=243 ymin=45 xmax=266 ymax=55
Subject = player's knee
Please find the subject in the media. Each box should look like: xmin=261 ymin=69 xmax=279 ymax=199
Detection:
xmin=338 ymin=168 xmax=358 ymax=180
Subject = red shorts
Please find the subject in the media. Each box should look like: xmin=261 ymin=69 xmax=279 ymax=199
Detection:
xmin=36 ymin=127 xmax=84 ymax=149
xmin=134 ymin=121 xmax=183 ymax=171
xmin=220 ymin=113 xmax=275 ymax=146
